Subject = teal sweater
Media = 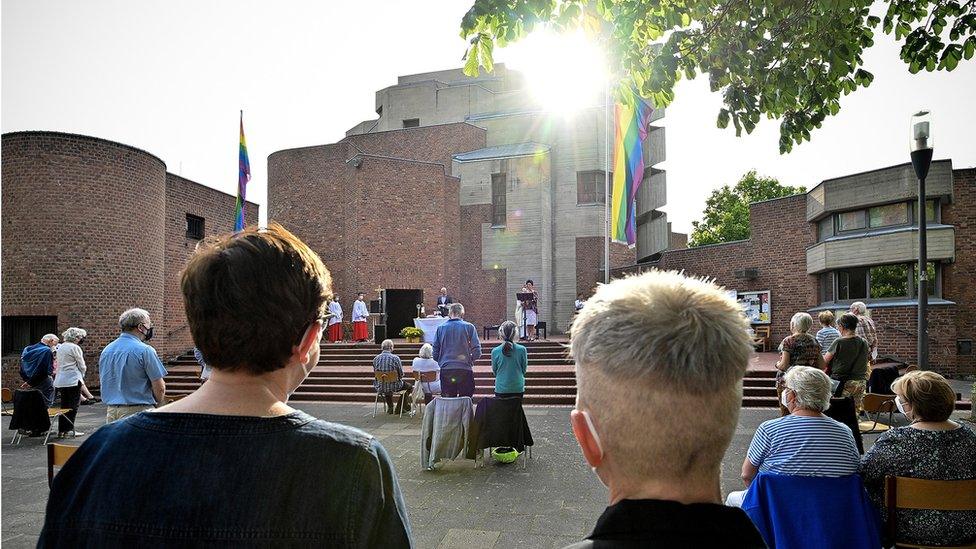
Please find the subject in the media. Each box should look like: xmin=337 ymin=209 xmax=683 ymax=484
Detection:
xmin=491 ymin=343 xmax=528 ymax=394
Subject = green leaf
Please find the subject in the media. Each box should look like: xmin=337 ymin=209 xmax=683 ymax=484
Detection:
xmin=965 ymin=40 xmax=975 ymax=60
xmin=717 ymin=108 xmax=730 ymax=128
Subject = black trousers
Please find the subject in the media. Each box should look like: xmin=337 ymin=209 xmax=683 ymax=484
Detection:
xmin=383 ymin=382 xmax=413 ymax=414
xmin=440 ymin=369 xmax=475 ymax=398
xmin=59 ymin=381 xmax=82 ymax=433
xmin=494 ymin=392 xmax=524 ymax=400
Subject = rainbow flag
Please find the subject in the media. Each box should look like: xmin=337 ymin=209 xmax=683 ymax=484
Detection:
xmin=234 ymin=111 xmax=251 ymax=232
xmin=610 ymin=89 xmax=654 ymax=245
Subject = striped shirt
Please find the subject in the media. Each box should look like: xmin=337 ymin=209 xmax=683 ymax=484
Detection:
xmin=815 ymin=327 xmax=841 ymax=355
xmin=747 ymin=415 xmax=860 ymax=477
xmin=372 ymin=351 xmax=406 ymax=393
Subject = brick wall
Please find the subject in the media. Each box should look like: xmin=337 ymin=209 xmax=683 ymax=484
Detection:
xmin=942 ymin=168 xmax=976 ymax=375
xmin=2 ymin=132 xmax=166 ymax=388
xmin=459 ymin=204 xmax=508 ymax=329
xmin=575 ymin=237 xmax=636 ymax=299
xmin=870 ymin=305 xmax=958 ymax=371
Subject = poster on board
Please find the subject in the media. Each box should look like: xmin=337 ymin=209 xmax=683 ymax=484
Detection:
xmin=737 ymin=290 xmax=771 ymax=324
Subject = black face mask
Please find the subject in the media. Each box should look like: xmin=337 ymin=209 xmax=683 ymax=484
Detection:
xmin=143 ymin=326 xmax=154 ymax=341
xmin=78 ymin=338 xmax=86 ymax=346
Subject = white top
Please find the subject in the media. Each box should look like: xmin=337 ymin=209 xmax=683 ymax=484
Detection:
xmin=54 ymin=341 xmax=86 ymax=388
xmin=411 ymin=357 xmax=441 ymax=395
xmin=327 ymin=301 xmax=343 ymax=326
xmin=352 ymin=299 xmax=369 ymax=322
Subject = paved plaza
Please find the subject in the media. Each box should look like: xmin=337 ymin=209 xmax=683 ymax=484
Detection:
xmin=3 ymin=401 xmax=969 ymax=548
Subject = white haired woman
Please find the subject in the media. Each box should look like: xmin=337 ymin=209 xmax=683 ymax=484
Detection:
xmin=410 ymin=343 xmax=440 ymax=409
xmin=775 ymin=312 xmax=826 ymax=416
xmin=726 ymin=366 xmax=860 ymax=507
xmin=54 ymin=327 xmax=93 ymax=437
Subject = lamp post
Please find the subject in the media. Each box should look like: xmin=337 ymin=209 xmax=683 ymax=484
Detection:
xmin=909 ymin=110 xmax=934 ymax=369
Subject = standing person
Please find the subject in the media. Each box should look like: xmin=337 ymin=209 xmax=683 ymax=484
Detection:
xmin=193 ymin=347 xmax=212 ymax=382
xmin=39 ymin=224 xmax=412 ymax=547
xmin=54 ymin=328 xmax=89 ymax=437
xmin=774 ymin=312 xmax=826 ymax=416
xmin=491 ymin=321 xmax=527 ymax=398
xmin=824 ymin=313 xmax=870 ymax=412
xmin=98 ymin=308 xmax=168 ymax=422
xmin=565 ymin=271 xmax=765 ymax=547
xmin=815 ymin=310 xmax=841 ymax=357
xmin=327 ymin=296 xmax=344 ymax=343
xmin=850 ymin=301 xmax=879 ymax=362
xmin=432 ymin=303 xmax=482 ymax=398
xmin=352 ymin=292 xmax=370 ymax=343
xmin=519 ymin=280 xmax=539 ymax=341
xmin=19 ymin=334 xmax=59 ymax=406
xmin=435 ymin=287 xmax=454 ymax=317
xmin=372 ymin=339 xmax=413 ymax=415
xmin=574 ymin=294 xmax=586 ymax=314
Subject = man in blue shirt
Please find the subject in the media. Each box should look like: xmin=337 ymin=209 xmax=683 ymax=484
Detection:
xmin=20 ymin=334 xmax=59 ymax=406
xmin=99 ymin=308 xmax=167 ymax=422
xmin=432 ymin=303 xmax=481 ymax=397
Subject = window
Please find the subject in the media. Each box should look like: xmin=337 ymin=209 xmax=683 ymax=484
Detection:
xmin=2 ymin=316 xmax=57 ymax=356
xmin=912 ymin=199 xmax=938 ymax=224
xmin=491 ymin=173 xmax=507 ymax=227
xmin=402 ymin=118 xmax=420 ymax=128
xmin=836 ymin=267 xmax=868 ymax=300
xmin=186 ymin=214 xmax=205 ymax=239
xmin=868 ymin=203 xmax=909 ymax=228
xmin=818 ymin=217 xmax=834 ymax=241
xmin=837 ymin=210 xmax=867 ymax=232
xmin=913 ymin=261 xmax=938 ymax=297
xmin=819 ymin=272 xmax=834 ymax=302
xmin=869 ymin=264 xmax=909 ymax=298
xmin=577 ymin=171 xmax=608 ymax=204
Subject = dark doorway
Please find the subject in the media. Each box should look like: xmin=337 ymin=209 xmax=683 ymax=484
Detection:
xmin=382 ymin=289 xmax=424 ymax=339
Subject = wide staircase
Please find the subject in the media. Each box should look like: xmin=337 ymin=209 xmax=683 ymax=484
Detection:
xmin=164 ymin=341 xmax=783 ymax=407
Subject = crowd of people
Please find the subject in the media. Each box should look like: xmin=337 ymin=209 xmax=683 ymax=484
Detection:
xmin=17 ymin=224 xmax=972 ymax=548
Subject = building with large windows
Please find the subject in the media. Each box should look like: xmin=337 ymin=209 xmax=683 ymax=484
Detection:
xmin=622 ymin=160 xmax=974 ymax=376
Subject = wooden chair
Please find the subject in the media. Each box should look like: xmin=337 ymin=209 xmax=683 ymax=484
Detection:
xmin=752 ymin=326 xmax=771 ymax=352
xmin=411 ymin=370 xmax=439 ymax=419
xmin=372 ymin=371 xmax=409 ymax=418
xmin=483 ymin=325 xmax=500 ymax=340
xmin=47 ymin=442 xmax=80 ymax=488
xmin=884 ymin=476 xmax=976 ymax=548
xmin=1 ymin=387 xmax=13 ymax=415
xmin=859 ymin=393 xmax=896 ymax=434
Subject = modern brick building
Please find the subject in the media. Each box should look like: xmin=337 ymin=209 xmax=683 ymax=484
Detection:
xmin=621 ymin=161 xmax=975 ymax=377
xmin=269 ymin=65 xmax=668 ymax=336
xmin=1 ymin=131 xmax=258 ymax=387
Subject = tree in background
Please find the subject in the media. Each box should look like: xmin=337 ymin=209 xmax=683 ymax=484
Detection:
xmin=460 ymin=0 xmax=974 ymax=153
xmin=688 ymin=171 xmax=805 ymax=246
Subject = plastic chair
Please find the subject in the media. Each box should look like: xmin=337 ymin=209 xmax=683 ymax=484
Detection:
xmin=47 ymin=442 xmax=80 ymax=488
xmin=372 ymin=370 xmax=408 ymax=418
xmin=860 ymin=393 xmax=896 ymax=434
xmin=885 ymin=476 xmax=976 ymax=549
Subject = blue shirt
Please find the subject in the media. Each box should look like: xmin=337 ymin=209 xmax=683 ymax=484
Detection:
xmin=98 ymin=333 xmax=168 ymax=406
xmin=491 ymin=343 xmax=527 ymax=394
xmin=431 ymin=318 xmax=481 ymax=371
xmin=747 ymin=414 xmax=860 ymax=477
xmin=20 ymin=342 xmax=54 ymax=383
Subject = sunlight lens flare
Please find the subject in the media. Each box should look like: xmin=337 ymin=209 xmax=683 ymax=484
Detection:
xmin=506 ymin=28 xmax=608 ymax=115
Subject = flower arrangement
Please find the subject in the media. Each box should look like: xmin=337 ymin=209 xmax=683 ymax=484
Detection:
xmin=399 ymin=327 xmax=424 ymax=342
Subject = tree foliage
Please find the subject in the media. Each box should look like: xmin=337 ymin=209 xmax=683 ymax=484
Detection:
xmin=688 ymin=171 xmax=805 ymax=246
xmin=460 ymin=0 xmax=975 ymax=153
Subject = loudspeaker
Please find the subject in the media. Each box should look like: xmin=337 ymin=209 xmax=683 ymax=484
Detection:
xmin=373 ymin=324 xmax=386 ymax=344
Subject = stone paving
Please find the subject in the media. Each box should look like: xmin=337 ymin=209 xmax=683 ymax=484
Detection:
xmin=4 ymin=401 xmax=969 ymax=548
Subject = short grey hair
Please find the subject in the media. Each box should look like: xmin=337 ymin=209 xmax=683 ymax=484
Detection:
xmin=381 ymin=339 xmax=394 ymax=351
xmin=61 ymin=327 xmax=87 ymax=343
xmin=41 ymin=333 xmax=59 ymax=345
xmin=790 ymin=312 xmax=813 ymax=334
xmin=119 ymin=308 xmax=151 ymax=331
xmin=784 ymin=366 xmax=832 ymax=412
xmin=850 ymin=301 xmax=868 ymax=315
xmin=448 ymin=303 xmax=464 ymax=317
xmin=569 ymin=270 xmax=753 ymax=483
xmin=418 ymin=343 xmax=433 ymax=359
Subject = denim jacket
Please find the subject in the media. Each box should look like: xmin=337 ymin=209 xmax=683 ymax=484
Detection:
xmin=39 ymin=411 xmax=412 ymax=548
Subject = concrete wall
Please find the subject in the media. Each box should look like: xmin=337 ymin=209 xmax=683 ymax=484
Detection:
xmin=806 ymin=226 xmax=956 ymax=273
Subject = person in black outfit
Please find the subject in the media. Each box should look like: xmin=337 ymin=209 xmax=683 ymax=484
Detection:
xmin=563 ymin=271 xmax=766 ymax=548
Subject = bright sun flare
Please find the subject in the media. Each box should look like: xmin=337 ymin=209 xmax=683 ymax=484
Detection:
xmin=505 ymin=28 xmax=608 ymax=115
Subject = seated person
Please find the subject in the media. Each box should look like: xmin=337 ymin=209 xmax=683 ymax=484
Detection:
xmin=860 ymin=371 xmax=976 ymax=547
xmin=726 ymin=366 xmax=860 ymax=507
xmin=373 ymin=339 xmax=412 ymax=415
xmin=410 ymin=343 xmax=440 ymax=404
xmin=824 ymin=313 xmax=870 ymax=412
xmin=491 ymin=321 xmax=527 ymax=398
xmin=39 ymin=224 xmax=411 ymax=547
xmin=566 ymin=271 xmax=765 ymax=547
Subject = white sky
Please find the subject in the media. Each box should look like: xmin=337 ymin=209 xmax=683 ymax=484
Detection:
xmin=4 ymin=0 xmax=975 ymax=233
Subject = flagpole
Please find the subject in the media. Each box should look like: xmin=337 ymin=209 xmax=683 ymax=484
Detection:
xmin=603 ymin=76 xmax=611 ymax=284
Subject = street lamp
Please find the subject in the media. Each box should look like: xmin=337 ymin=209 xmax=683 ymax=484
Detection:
xmin=909 ymin=110 xmax=934 ymax=369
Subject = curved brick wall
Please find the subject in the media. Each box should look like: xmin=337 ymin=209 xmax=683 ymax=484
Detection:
xmin=2 ymin=131 xmax=167 ymax=382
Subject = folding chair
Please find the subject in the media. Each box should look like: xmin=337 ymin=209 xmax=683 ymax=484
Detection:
xmin=411 ymin=370 xmax=439 ymax=419
xmin=752 ymin=326 xmax=771 ymax=352
xmin=47 ymin=442 xmax=80 ymax=488
xmin=1 ymin=387 xmax=13 ymax=416
xmin=859 ymin=393 xmax=896 ymax=434
xmin=372 ymin=371 xmax=409 ymax=418
xmin=885 ymin=476 xmax=976 ymax=549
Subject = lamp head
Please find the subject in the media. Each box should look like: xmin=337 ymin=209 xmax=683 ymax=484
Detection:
xmin=910 ymin=110 xmax=934 ymax=152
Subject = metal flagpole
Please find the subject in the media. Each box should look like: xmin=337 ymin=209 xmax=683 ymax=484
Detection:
xmin=604 ymin=78 xmax=611 ymax=284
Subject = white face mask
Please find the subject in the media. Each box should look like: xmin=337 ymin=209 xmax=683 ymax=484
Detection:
xmin=895 ymin=396 xmax=908 ymax=417
xmin=781 ymin=388 xmax=792 ymax=410
xmin=579 ymin=410 xmax=608 ymax=488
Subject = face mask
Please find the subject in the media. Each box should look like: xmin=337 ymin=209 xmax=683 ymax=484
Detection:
xmin=579 ymin=410 xmax=608 ymax=488
xmin=895 ymin=396 xmax=908 ymax=417
xmin=781 ymin=389 xmax=791 ymax=409
xmin=142 ymin=325 xmax=154 ymax=341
